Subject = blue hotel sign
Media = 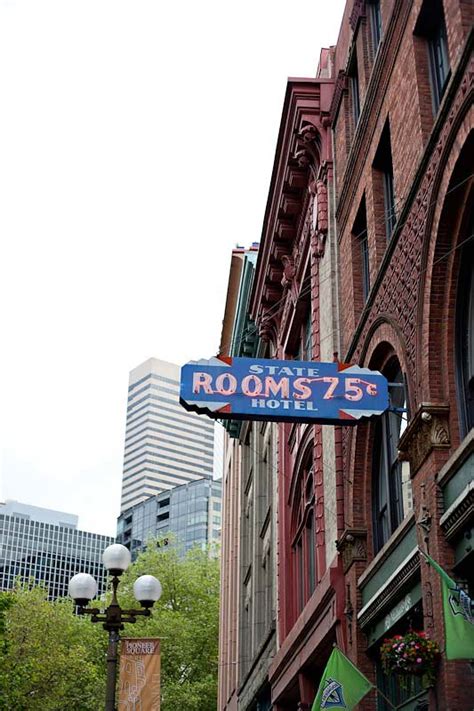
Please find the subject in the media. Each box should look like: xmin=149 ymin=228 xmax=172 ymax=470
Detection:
xmin=180 ymin=356 xmax=388 ymax=424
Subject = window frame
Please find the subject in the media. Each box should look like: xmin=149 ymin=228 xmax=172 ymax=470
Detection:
xmin=373 ymin=120 xmax=396 ymax=241
xmin=414 ymin=0 xmax=451 ymax=115
xmin=428 ymin=12 xmax=450 ymax=112
xmin=455 ymin=210 xmax=474 ymax=437
xmin=368 ymin=0 xmax=382 ymax=55
xmin=347 ymin=47 xmax=361 ymax=128
xmin=291 ymin=454 xmax=316 ymax=614
xmin=372 ymin=360 xmax=411 ymax=554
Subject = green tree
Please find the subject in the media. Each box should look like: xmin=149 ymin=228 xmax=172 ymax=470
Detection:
xmin=0 ymin=543 xmax=220 ymax=710
xmin=118 ymin=541 xmax=220 ymax=711
xmin=0 ymin=585 xmax=106 ymax=711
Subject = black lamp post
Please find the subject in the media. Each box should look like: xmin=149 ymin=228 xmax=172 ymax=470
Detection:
xmin=69 ymin=543 xmax=162 ymax=711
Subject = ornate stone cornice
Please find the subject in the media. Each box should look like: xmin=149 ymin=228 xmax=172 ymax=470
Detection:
xmin=336 ymin=528 xmax=367 ymax=573
xmin=349 ymin=0 xmax=365 ymax=31
xmin=249 ymin=78 xmax=334 ymax=335
xmin=398 ymin=403 xmax=451 ymax=476
xmin=329 ymin=70 xmax=347 ymax=125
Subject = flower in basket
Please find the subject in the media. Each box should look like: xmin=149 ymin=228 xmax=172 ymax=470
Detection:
xmin=380 ymin=631 xmax=440 ymax=686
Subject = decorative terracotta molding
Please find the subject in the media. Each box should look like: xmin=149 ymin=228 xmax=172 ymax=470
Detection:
xmin=358 ymin=550 xmax=421 ymax=629
xmin=398 ymin=404 xmax=451 ymax=476
xmin=349 ymin=0 xmax=365 ymax=31
xmin=280 ymin=255 xmax=296 ymax=289
xmin=258 ymin=321 xmax=276 ymax=344
xmin=329 ymin=70 xmax=347 ymax=125
xmin=294 ymin=149 xmax=311 ymax=169
xmin=440 ymin=482 xmax=474 ymax=541
xmin=297 ymin=123 xmax=319 ymax=145
xmin=316 ymin=179 xmax=328 ymax=234
xmin=336 ymin=528 xmax=367 ymax=573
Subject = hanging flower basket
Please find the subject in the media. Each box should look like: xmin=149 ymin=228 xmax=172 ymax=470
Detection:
xmin=380 ymin=631 xmax=440 ymax=686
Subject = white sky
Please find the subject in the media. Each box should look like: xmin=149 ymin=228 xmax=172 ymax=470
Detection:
xmin=0 ymin=0 xmax=345 ymax=536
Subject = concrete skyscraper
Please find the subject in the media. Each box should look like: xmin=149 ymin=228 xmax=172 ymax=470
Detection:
xmin=120 ymin=358 xmax=215 ymax=512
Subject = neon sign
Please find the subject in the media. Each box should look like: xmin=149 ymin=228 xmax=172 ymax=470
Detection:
xmin=180 ymin=357 xmax=388 ymax=424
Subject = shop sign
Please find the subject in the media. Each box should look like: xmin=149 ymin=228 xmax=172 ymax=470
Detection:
xmin=180 ymin=356 xmax=388 ymax=424
xmin=384 ymin=594 xmax=413 ymax=631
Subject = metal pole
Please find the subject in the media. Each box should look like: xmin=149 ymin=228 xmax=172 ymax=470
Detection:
xmin=105 ymin=627 xmax=119 ymax=711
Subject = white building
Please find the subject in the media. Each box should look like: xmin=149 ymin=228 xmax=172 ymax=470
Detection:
xmin=120 ymin=358 xmax=215 ymax=512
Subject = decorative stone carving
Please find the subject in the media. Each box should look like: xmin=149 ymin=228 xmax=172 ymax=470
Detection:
xmin=294 ymin=149 xmax=311 ymax=169
xmin=297 ymin=123 xmax=319 ymax=145
xmin=349 ymin=0 xmax=365 ymax=31
xmin=398 ymin=404 xmax=450 ymax=476
xmin=336 ymin=528 xmax=367 ymax=573
xmin=424 ymin=580 xmax=435 ymax=631
xmin=417 ymin=505 xmax=432 ymax=552
xmin=310 ymin=178 xmax=329 ymax=258
xmin=281 ymin=254 xmax=296 ymax=289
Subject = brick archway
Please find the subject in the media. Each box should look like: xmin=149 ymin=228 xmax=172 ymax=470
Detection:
xmin=419 ymin=120 xmax=473 ymax=446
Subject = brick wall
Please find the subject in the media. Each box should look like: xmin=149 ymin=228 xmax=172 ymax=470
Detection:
xmin=333 ymin=1 xmax=473 ymax=709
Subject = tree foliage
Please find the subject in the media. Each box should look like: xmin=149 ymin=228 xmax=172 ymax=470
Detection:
xmin=0 ymin=586 xmax=106 ymax=711
xmin=0 ymin=543 xmax=220 ymax=711
xmin=118 ymin=542 xmax=220 ymax=711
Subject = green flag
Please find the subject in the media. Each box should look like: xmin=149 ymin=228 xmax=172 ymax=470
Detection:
xmin=421 ymin=550 xmax=474 ymax=660
xmin=311 ymin=647 xmax=373 ymax=710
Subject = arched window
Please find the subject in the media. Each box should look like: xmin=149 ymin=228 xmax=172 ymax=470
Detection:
xmin=372 ymin=358 xmax=412 ymax=553
xmin=456 ymin=209 xmax=474 ymax=437
xmin=291 ymin=449 xmax=316 ymax=614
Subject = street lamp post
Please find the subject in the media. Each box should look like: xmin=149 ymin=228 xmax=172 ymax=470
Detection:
xmin=68 ymin=543 xmax=162 ymax=711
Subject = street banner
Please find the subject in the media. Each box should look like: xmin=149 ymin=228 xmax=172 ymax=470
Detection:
xmin=118 ymin=638 xmax=161 ymax=711
xmin=421 ymin=550 xmax=474 ymax=659
xmin=311 ymin=647 xmax=373 ymax=710
xmin=180 ymin=356 xmax=388 ymax=425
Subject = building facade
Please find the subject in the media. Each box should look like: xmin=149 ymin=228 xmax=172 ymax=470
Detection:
xmin=218 ymin=245 xmax=278 ymax=711
xmin=120 ymin=357 xmax=215 ymax=512
xmin=332 ymin=1 xmax=473 ymax=709
xmin=249 ymin=48 xmax=344 ymax=710
xmin=0 ymin=500 xmax=113 ymax=600
xmin=117 ymin=475 xmax=222 ymax=556
xmin=218 ymin=1 xmax=473 ymax=709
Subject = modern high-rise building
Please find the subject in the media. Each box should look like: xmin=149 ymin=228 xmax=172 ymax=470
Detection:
xmin=116 ymin=475 xmax=222 ymax=557
xmin=0 ymin=500 xmax=114 ymax=600
xmin=120 ymin=358 xmax=215 ymax=512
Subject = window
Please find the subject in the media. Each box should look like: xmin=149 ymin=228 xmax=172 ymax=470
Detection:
xmin=415 ymin=0 xmax=450 ymax=113
xmin=291 ymin=451 xmax=316 ymax=614
xmin=368 ymin=0 xmax=382 ymax=54
xmin=456 ymin=211 xmax=474 ymax=436
xmin=372 ymin=359 xmax=412 ymax=553
xmin=352 ymin=196 xmax=370 ymax=303
xmin=348 ymin=49 xmax=361 ymax=126
xmin=373 ymin=121 xmax=396 ymax=240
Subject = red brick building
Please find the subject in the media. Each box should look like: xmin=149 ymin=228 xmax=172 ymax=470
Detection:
xmin=331 ymin=0 xmax=473 ymax=709
xmin=247 ymin=48 xmax=347 ymax=709
xmin=218 ymin=1 xmax=473 ymax=709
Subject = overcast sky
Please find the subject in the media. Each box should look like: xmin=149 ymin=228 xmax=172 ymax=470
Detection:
xmin=0 ymin=0 xmax=345 ymax=536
